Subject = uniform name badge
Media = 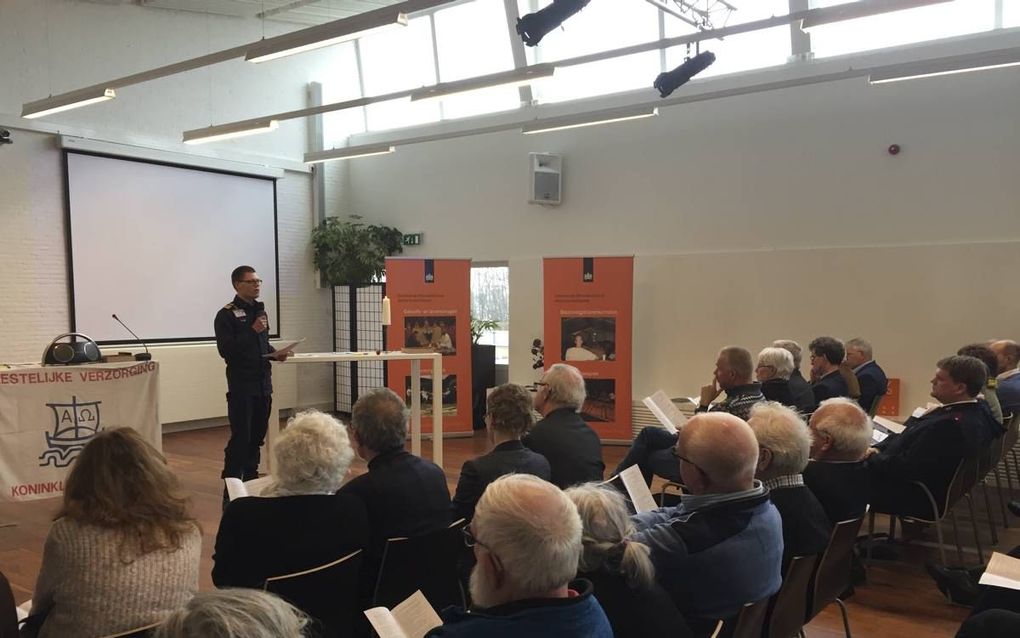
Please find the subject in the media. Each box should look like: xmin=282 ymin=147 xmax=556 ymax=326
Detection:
xmin=233 ymin=309 xmax=247 ymax=319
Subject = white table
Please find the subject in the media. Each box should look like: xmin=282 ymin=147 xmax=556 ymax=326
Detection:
xmin=269 ymin=351 xmax=444 ymax=470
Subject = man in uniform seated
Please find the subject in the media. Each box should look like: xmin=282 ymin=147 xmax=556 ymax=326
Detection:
xmin=804 ymin=398 xmax=873 ymax=523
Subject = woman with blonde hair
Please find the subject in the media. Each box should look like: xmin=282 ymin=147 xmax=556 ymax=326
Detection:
xmin=26 ymin=428 xmax=201 ymax=638
xmin=565 ymin=484 xmax=692 ymax=638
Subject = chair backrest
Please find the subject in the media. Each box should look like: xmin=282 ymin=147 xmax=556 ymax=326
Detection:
xmin=657 ymin=481 xmax=685 ymax=508
xmin=867 ymin=393 xmax=884 ymax=418
xmin=0 ymin=570 xmax=18 ymax=638
xmin=263 ymin=549 xmax=363 ymax=638
xmin=947 ymin=452 xmax=982 ymax=508
xmin=1004 ymin=412 xmax=1020 ymax=450
xmin=766 ymin=555 xmax=818 ymax=638
xmin=809 ymin=517 xmax=864 ymax=621
xmin=726 ymin=598 xmax=770 ymax=638
xmin=373 ymin=519 xmax=467 ymax=612
xmin=980 ymin=436 xmax=1004 ymax=476
xmin=99 ymin=622 xmax=162 ymax=638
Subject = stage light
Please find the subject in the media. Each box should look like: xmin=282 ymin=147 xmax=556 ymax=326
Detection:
xmin=516 ymin=0 xmax=591 ymax=47
xmin=653 ymin=51 xmax=715 ymax=98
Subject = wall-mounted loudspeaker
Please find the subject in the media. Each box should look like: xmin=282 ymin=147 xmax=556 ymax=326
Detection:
xmin=529 ymin=153 xmax=562 ymax=206
xmin=42 ymin=333 xmax=102 ymax=365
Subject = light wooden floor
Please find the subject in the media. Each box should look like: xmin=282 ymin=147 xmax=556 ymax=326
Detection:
xmin=2 ymin=424 xmax=1015 ymax=636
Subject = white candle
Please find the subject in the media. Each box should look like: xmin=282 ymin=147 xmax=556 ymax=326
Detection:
xmin=381 ymin=296 xmax=391 ymax=326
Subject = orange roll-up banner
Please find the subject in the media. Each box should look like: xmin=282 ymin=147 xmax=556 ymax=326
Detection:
xmin=543 ymin=256 xmax=633 ymax=441
xmin=385 ymin=258 xmax=473 ymax=435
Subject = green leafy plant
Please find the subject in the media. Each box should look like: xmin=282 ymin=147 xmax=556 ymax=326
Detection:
xmin=470 ymin=318 xmax=502 ymax=344
xmin=311 ymin=215 xmax=403 ymax=285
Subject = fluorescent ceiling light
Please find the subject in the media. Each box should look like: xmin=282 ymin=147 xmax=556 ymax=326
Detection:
xmin=183 ymin=119 xmax=280 ymax=144
xmin=304 ymin=144 xmax=396 ymax=163
xmin=869 ymin=48 xmax=1020 ymax=83
xmin=22 ymin=88 xmax=116 ymax=119
xmin=521 ymin=106 xmax=659 ymax=135
xmin=410 ymin=64 xmax=557 ymax=102
xmin=800 ymin=0 xmax=953 ymax=31
xmin=246 ymin=8 xmax=408 ymax=63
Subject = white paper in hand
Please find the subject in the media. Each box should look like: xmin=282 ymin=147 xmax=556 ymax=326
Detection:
xmin=979 ymin=552 xmax=1020 ymax=591
xmin=364 ymin=590 xmax=442 ymax=638
xmin=224 ymin=475 xmax=274 ymax=501
xmin=642 ymin=390 xmax=686 ymax=435
xmin=872 ymin=416 xmax=905 ymax=435
xmin=618 ymin=465 xmax=658 ymax=514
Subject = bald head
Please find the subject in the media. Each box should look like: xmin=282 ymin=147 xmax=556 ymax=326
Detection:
xmin=678 ymin=413 xmax=759 ymax=494
xmin=991 ymin=340 xmax=1020 ymax=375
xmin=808 ymin=397 xmax=872 ymax=461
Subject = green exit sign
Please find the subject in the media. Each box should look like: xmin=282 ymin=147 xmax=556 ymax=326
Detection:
xmin=403 ymin=233 xmax=423 ymax=246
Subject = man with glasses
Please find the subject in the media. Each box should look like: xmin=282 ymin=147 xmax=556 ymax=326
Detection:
xmin=429 ymin=474 xmax=612 ymax=637
xmin=215 ymin=265 xmax=289 ymax=500
xmin=808 ymin=336 xmax=850 ymax=405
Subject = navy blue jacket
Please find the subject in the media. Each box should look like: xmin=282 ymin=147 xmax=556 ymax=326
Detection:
xmin=451 ymin=440 xmax=551 ymax=522
xmin=523 ymin=408 xmax=605 ymax=489
xmin=855 ymin=360 xmax=889 ymax=414
xmin=214 ymin=295 xmax=274 ymax=394
xmin=812 ymin=370 xmax=849 ymax=405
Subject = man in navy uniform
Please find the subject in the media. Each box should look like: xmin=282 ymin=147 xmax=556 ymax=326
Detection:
xmin=845 ymin=337 xmax=888 ymax=415
xmin=215 ymin=266 xmax=289 ymax=493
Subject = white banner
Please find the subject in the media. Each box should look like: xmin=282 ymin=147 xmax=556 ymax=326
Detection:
xmin=0 ymin=361 xmax=160 ymax=502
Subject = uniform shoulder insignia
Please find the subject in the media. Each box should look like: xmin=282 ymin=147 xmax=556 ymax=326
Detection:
xmin=224 ymin=302 xmax=235 ymax=310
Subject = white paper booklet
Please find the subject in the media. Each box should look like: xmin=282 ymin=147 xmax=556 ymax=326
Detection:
xmin=262 ymin=338 xmax=306 ymax=358
xmin=642 ymin=390 xmax=687 ymax=435
xmin=872 ymin=416 xmax=905 ymax=435
xmin=979 ymin=552 xmax=1020 ymax=591
xmin=616 ymin=465 xmax=658 ymax=514
xmin=363 ymin=590 xmax=443 ymax=638
xmin=16 ymin=599 xmax=31 ymax=621
xmin=223 ymin=475 xmax=274 ymax=501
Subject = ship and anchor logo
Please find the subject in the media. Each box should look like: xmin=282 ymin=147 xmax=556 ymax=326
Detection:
xmin=39 ymin=396 xmax=102 ymax=468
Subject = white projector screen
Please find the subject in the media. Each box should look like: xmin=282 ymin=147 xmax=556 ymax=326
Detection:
xmin=66 ymin=151 xmax=279 ymax=344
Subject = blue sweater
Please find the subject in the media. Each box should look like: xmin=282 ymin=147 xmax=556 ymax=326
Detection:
xmin=631 ymin=490 xmax=783 ymax=623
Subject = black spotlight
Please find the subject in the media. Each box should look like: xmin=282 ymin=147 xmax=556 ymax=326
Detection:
xmin=653 ymin=51 xmax=716 ymax=98
xmin=516 ymin=0 xmax=592 ymax=47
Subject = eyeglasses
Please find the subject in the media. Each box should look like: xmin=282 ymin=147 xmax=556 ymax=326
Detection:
xmin=534 ymin=382 xmax=548 ymax=388
xmin=239 ymin=279 xmax=263 ymax=285
xmin=756 ymin=364 xmax=775 ymax=370
xmin=672 ymin=448 xmax=704 ymax=473
xmin=463 ymin=526 xmax=489 ymax=550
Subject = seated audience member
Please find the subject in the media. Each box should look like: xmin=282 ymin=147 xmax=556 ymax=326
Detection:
xmin=613 ymin=346 xmax=765 ymax=485
xmin=804 ymin=398 xmax=873 ymax=523
xmin=565 ymin=484 xmax=693 ymax=638
xmin=958 ymin=343 xmax=1004 ymax=425
xmin=809 ymin=337 xmax=851 ymax=404
xmin=844 ymin=338 xmax=889 ymax=415
xmin=452 ymin=384 xmax=551 ymax=522
xmin=773 ymin=339 xmax=817 ymax=414
xmin=927 ymin=545 xmax=1020 ymax=627
xmin=212 ymin=409 xmax=369 ymax=587
xmin=755 ymin=347 xmax=797 ymax=410
xmin=523 ymin=363 xmax=605 ymax=488
xmin=991 ymin=339 xmax=1020 ymax=416
xmin=747 ymin=402 xmax=832 ymax=567
xmin=26 ymin=428 xmax=201 ymax=638
xmin=153 ymin=588 xmax=308 ymax=638
xmin=630 ymin=413 xmax=783 ymax=632
xmin=428 ymin=474 xmax=613 ymax=637
xmin=865 ymin=356 xmax=1000 ymax=519
xmin=339 ymin=388 xmax=451 ymax=544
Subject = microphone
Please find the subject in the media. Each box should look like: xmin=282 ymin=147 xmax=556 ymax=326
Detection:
xmin=254 ymin=302 xmax=269 ymax=333
xmin=111 ymin=314 xmax=152 ymax=361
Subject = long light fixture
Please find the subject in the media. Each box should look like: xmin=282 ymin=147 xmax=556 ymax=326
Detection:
xmin=869 ymin=47 xmax=1020 ymax=83
xmin=800 ymin=0 xmax=952 ymax=31
xmin=246 ymin=7 xmax=408 ymax=63
xmin=183 ymin=119 xmax=280 ymax=144
xmin=410 ymin=64 xmax=557 ymax=102
xmin=304 ymin=144 xmax=396 ymax=163
xmin=522 ymin=106 xmax=659 ymax=135
xmin=22 ymin=87 xmax=116 ymax=119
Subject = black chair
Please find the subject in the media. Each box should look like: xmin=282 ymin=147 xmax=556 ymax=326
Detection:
xmin=806 ymin=517 xmax=864 ymax=638
xmin=764 ymin=555 xmax=818 ymax=638
xmin=711 ymin=598 xmax=770 ymax=638
xmin=0 ymin=570 xmax=18 ymax=638
xmin=263 ymin=549 xmax=364 ymax=638
xmin=373 ymin=519 xmax=467 ymax=612
xmin=656 ymin=481 xmax=685 ymax=508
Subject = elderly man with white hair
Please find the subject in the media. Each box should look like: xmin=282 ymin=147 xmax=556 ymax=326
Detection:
xmin=803 ymin=397 xmax=873 ymax=523
xmin=629 ymin=413 xmax=783 ymax=634
xmin=428 ymin=474 xmax=613 ymax=637
xmin=213 ymin=409 xmax=369 ymax=588
xmin=747 ymin=402 xmax=832 ymax=568
xmin=773 ymin=339 xmax=817 ymax=414
xmin=523 ymin=363 xmax=605 ymax=488
xmin=755 ymin=347 xmax=800 ymax=411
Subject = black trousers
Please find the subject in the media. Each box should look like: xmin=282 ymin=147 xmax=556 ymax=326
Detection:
xmin=222 ymin=391 xmax=272 ymax=480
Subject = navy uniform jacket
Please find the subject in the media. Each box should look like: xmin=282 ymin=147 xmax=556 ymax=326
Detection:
xmin=768 ymin=484 xmax=832 ymax=569
xmin=214 ymin=295 xmax=274 ymax=394
xmin=802 ymin=460 xmax=870 ymax=524
xmin=451 ymin=440 xmax=551 ymax=522
xmin=523 ymin=408 xmax=605 ymax=489
xmin=788 ymin=370 xmax=817 ymax=415
xmin=812 ymin=370 xmax=849 ymax=405
xmin=855 ymin=360 xmax=889 ymax=414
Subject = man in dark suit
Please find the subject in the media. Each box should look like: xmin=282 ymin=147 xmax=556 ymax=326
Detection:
xmin=991 ymin=340 xmax=1020 ymax=416
xmin=524 ymin=363 xmax=605 ymax=488
xmin=452 ymin=384 xmax=551 ymax=521
xmin=845 ymin=338 xmax=888 ymax=416
xmin=804 ymin=397 xmax=873 ymax=523
xmin=809 ymin=336 xmax=850 ymax=405
xmin=865 ymin=355 xmax=1000 ymax=519
xmin=774 ymin=340 xmax=816 ymax=415
xmin=755 ymin=347 xmax=798 ymax=411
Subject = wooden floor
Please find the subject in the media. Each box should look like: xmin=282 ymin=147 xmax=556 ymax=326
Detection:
xmin=2 ymin=424 xmax=1015 ymax=636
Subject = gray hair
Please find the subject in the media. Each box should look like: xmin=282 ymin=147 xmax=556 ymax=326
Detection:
xmin=487 ymin=384 xmax=535 ymax=437
xmin=772 ymin=339 xmax=803 ymax=369
xmin=810 ymin=398 xmax=873 ymax=461
xmin=474 ymin=474 xmax=581 ymax=597
xmin=756 ymin=347 xmax=795 ymax=380
xmin=351 ymin=388 xmax=408 ymax=453
xmin=543 ymin=363 xmax=586 ymax=411
xmin=845 ymin=338 xmax=873 ymax=359
xmin=268 ymin=410 xmax=354 ymax=495
xmin=565 ymin=483 xmax=654 ymax=590
xmin=747 ymin=401 xmax=812 ymax=479
xmin=153 ymin=589 xmax=308 ymax=638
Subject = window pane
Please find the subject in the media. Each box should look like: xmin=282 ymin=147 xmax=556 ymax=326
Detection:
xmin=516 ymin=0 xmax=661 ymax=63
xmin=807 ymin=0 xmax=997 ymax=58
xmin=319 ymin=43 xmax=366 ymax=145
xmin=534 ymin=51 xmax=662 ymax=103
xmin=434 ymin=0 xmax=521 ymax=119
xmin=471 ymin=266 xmax=509 ymax=326
xmin=1005 ymin=0 xmax=1020 ymax=27
xmin=360 ymin=17 xmax=440 ymax=131
xmin=664 ymin=1 xmax=790 ymax=77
